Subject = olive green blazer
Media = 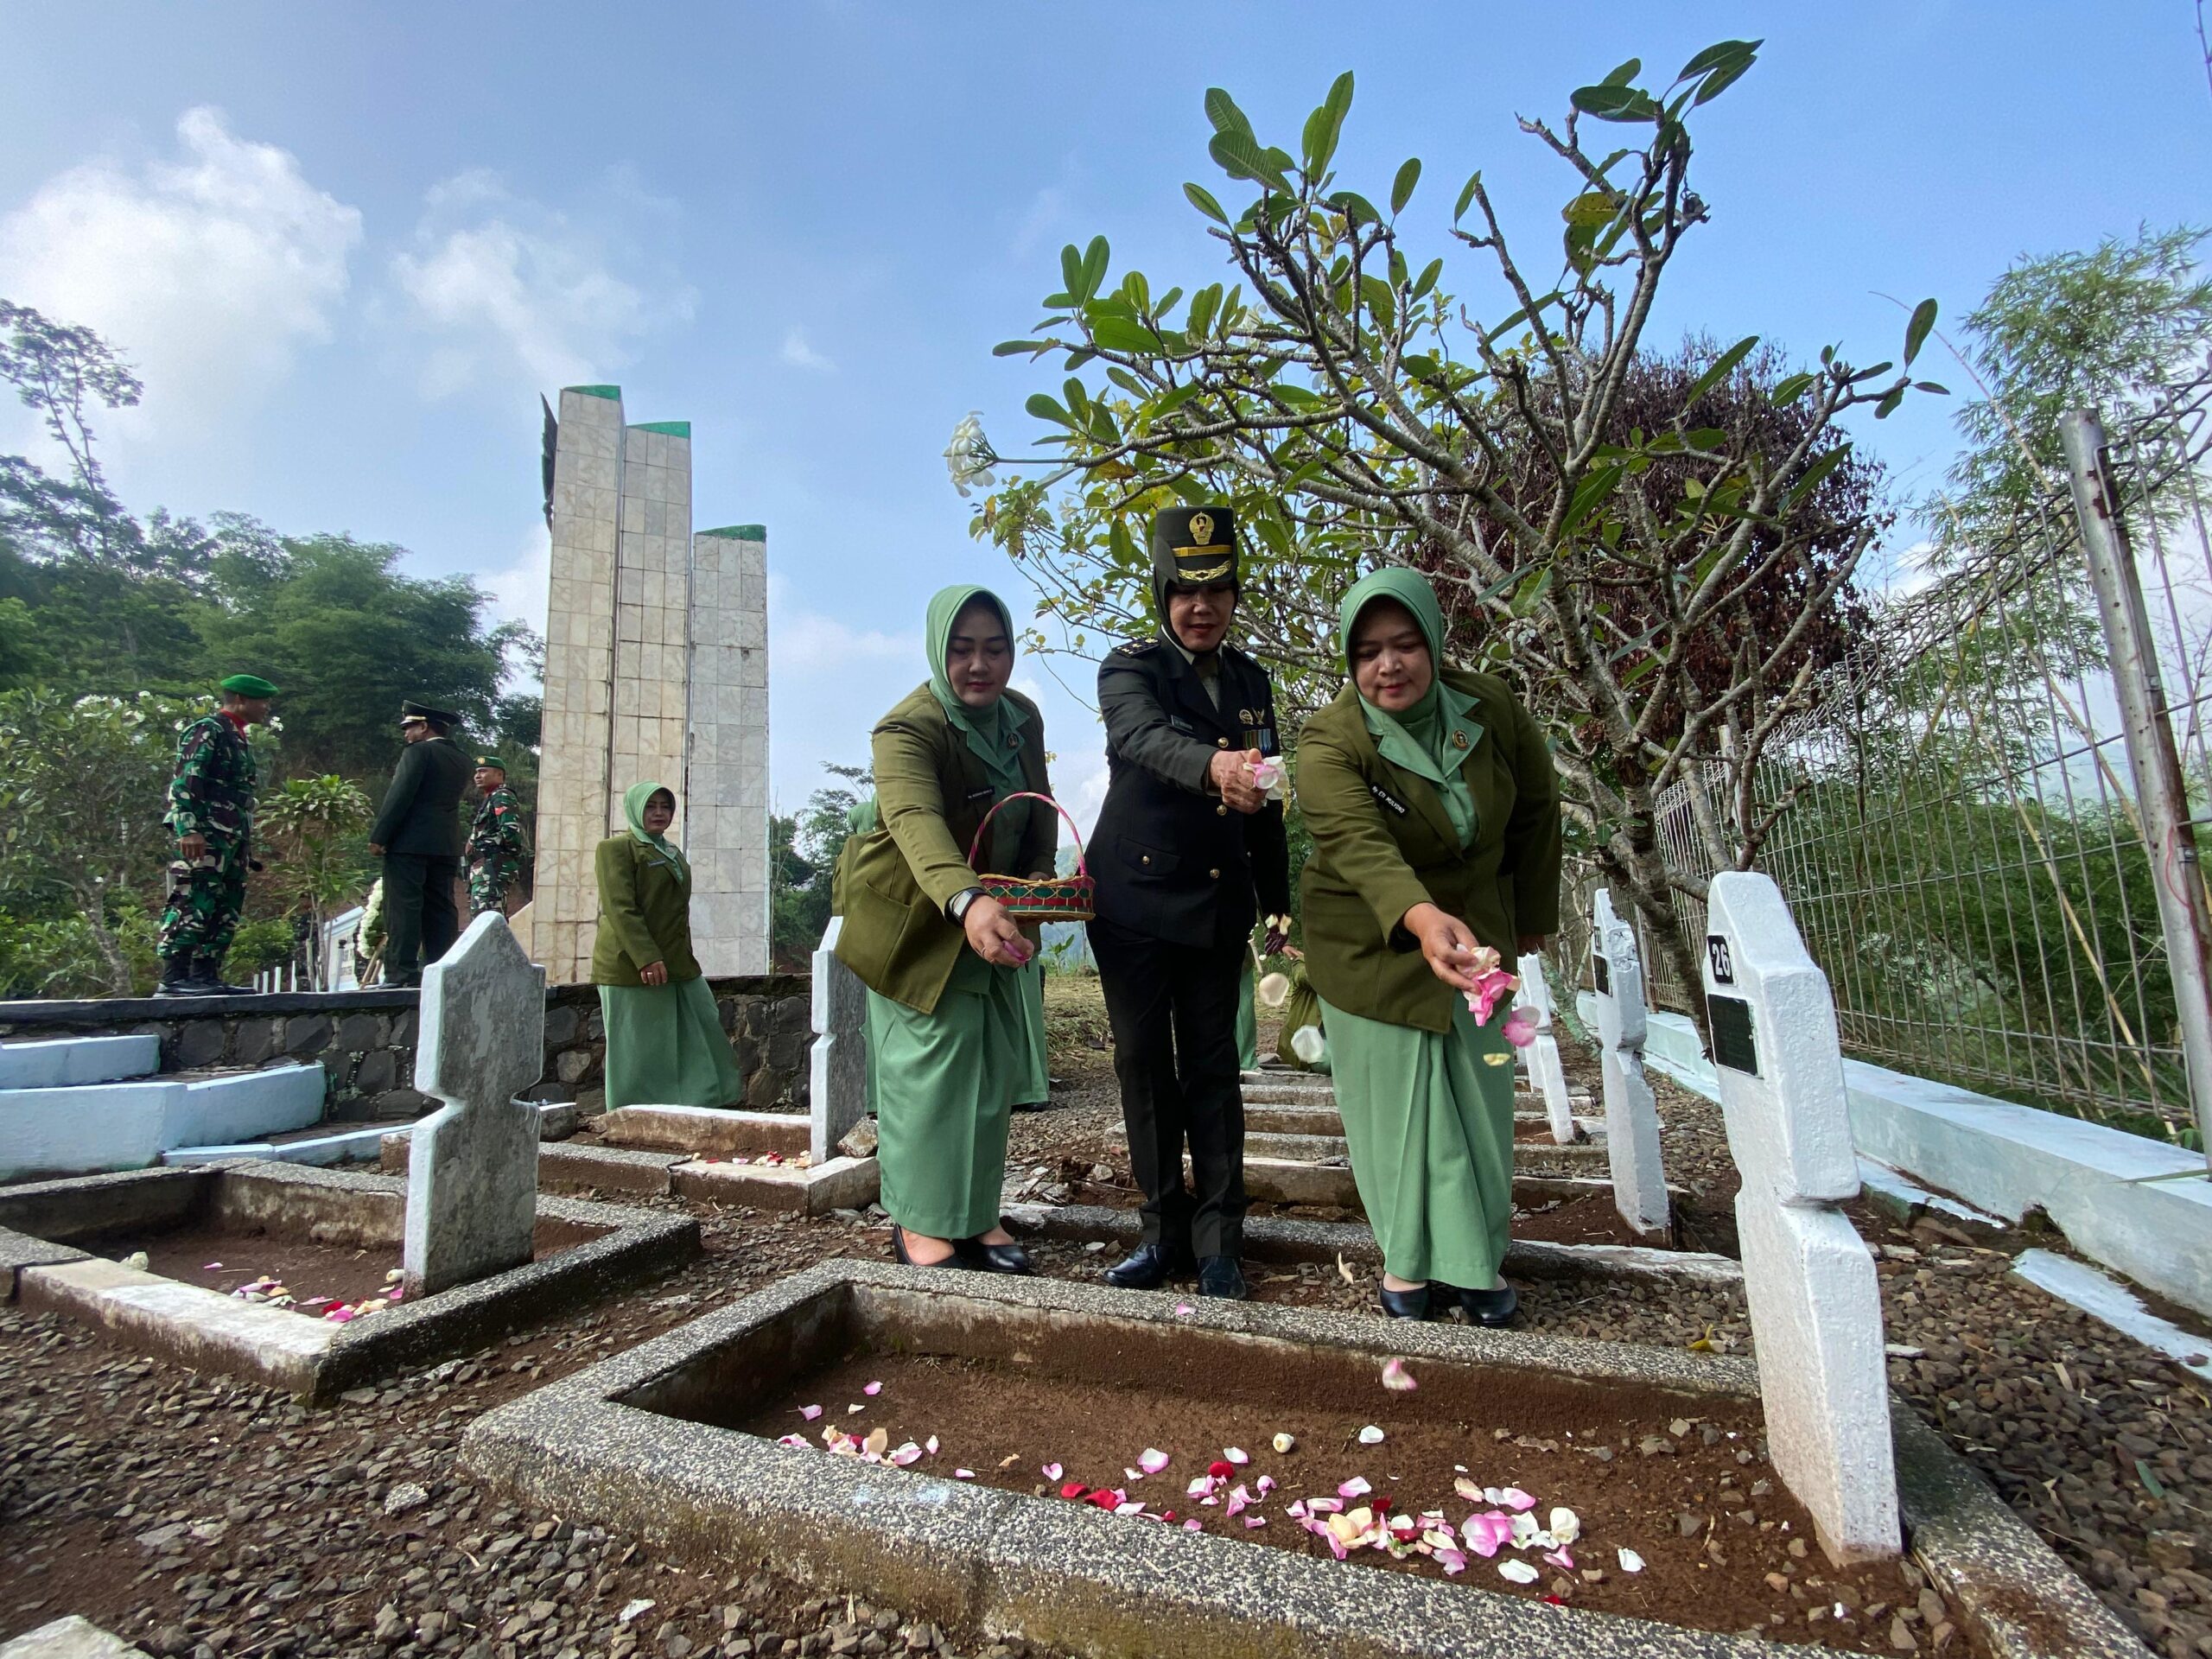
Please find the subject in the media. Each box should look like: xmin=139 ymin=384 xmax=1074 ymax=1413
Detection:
xmin=591 ymin=835 xmax=703 ymax=987
xmin=834 ymin=683 xmax=1054 ymax=1014
xmin=1294 ymin=668 xmax=1561 ymax=1033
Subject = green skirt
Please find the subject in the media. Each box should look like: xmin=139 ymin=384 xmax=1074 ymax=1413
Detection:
xmin=1236 ymin=960 xmax=1259 ymax=1072
xmin=600 ymin=976 xmax=743 ymax=1110
xmin=1017 ymin=958 xmax=1049 ymax=1105
xmin=868 ymin=949 xmax=1027 ymax=1238
xmin=1319 ymin=994 xmax=1515 ymax=1287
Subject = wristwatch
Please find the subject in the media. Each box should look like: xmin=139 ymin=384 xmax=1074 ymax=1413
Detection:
xmin=947 ymin=887 xmax=987 ymax=923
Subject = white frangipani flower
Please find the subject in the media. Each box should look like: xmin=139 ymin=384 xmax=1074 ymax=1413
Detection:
xmin=944 ymin=411 xmax=999 ymax=497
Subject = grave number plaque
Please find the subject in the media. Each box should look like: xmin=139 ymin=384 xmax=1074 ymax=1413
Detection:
xmin=1706 ymin=933 xmax=1735 ymax=985
xmin=1708 ymin=993 xmax=1758 ymax=1076
xmin=1592 ymin=950 xmax=1611 ymax=996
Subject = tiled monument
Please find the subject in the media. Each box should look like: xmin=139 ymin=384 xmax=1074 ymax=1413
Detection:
xmin=527 ymin=385 xmax=771 ymax=983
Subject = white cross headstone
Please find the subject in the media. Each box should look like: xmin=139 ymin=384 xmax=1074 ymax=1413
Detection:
xmin=1511 ymin=953 xmax=1578 ymax=1145
xmin=403 ymin=913 xmax=547 ymax=1299
xmin=1704 ymin=871 xmax=1899 ymax=1565
xmin=1587 ymin=893 xmax=1670 ymax=1237
xmin=810 ymin=917 xmax=870 ymax=1164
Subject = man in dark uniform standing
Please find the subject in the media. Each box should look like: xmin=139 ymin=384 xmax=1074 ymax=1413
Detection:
xmin=368 ymin=700 xmax=470 ymax=987
xmin=1089 ymin=506 xmax=1291 ymax=1300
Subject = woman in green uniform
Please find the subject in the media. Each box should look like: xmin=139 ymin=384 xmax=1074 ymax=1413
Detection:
xmin=834 ymin=585 xmax=1057 ymax=1273
xmin=593 ymin=782 xmax=743 ymax=1111
xmin=1294 ymin=569 xmax=1560 ymax=1325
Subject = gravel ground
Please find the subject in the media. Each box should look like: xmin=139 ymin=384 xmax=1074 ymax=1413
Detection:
xmin=2 ymin=976 xmax=2209 ymax=1657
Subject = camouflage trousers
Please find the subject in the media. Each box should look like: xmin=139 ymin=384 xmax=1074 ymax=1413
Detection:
xmin=468 ymin=856 xmax=520 ymax=916
xmin=158 ymin=838 xmax=248 ymax=964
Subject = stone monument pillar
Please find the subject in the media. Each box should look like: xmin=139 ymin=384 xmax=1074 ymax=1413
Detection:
xmin=531 ymin=386 xmax=770 ymax=983
xmin=1587 ymin=891 xmax=1670 ymax=1238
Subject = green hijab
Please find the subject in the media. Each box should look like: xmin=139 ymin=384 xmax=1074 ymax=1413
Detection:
xmin=1339 ymin=569 xmax=1482 ymax=849
xmin=621 ymin=779 xmax=689 ymax=881
xmin=925 ymin=584 xmax=1028 ymax=796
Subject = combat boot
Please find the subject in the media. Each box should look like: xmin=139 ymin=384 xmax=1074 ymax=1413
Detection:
xmin=201 ymin=955 xmax=257 ymax=995
xmin=156 ymin=956 xmax=222 ymax=998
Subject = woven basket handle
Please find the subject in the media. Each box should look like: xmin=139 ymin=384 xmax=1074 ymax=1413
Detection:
xmin=966 ymin=791 xmax=1090 ymax=877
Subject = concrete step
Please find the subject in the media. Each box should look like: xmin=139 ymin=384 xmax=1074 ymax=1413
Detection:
xmin=0 ymin=1064 xmax=327 ymax=1183
xmin=163 ymin=1122 xmax=392 ymax=1168
xmin=0 ymin=1034 xmax=161 ymax=1089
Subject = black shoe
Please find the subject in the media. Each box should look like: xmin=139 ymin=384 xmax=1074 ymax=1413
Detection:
xmin=1103 ymin=1242 xmax=1196 ymax=1290
xmin=1457 ymin=1281 xmax=1520 ymax=1327
xmin=201 ymin=956 xmax=257 ymax=995
xmin=1378 ymin=1283 xmax=1432 ymax=1320
xmin=156 ymin=962 xmax=221 ymax=998
xmin=893 ymin=1225 xmax=971 ymax=1270
xmin=1198 ymin=1255 xmax=1249 ymax=1300
xmin=958 ymin=1237 xmax=1033 ymax=1275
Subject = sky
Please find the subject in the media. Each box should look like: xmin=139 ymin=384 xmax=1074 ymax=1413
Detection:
xmin=1 ymin=2 xmax=2207 ymax=835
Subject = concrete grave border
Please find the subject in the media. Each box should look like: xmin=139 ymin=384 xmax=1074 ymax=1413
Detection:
xmin=0 ymin=1160 xmax=696 ymax=1402
xmin=462 ymin=1259 xmax=2146 ymax=1659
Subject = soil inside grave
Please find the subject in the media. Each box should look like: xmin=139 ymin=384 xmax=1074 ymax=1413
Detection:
xmin=1514 ymin=1117 xmax=1589 ymax=1145
xmin=728 ymin=1350 xmax=1968 ymax=1654
xmin=88 ymin=1217 xmax=609 ymax=1314
xmin=1513 ymin=1192 xmax=1671 ymax=1249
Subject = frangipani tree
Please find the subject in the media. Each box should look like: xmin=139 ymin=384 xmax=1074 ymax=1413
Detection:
xmin=959 ymin=41 xmax=1941 ymax=1024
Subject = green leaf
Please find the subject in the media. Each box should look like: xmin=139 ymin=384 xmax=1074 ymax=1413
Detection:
xmin=1211 ymin=130 xmax=1291 ymax=193
xmin=1359 ymin=273 xmax=1395 ymax=330
xmin=1156 ymin=382 xmax=1203 ymax=415
xmin=1409 ymin=257 xmax=1443 ymax=302
xmin=1770 ymin=372 xmax=1816 ymax=404
xmin=1063 ymin=347 xmax=1096 ymax=371
xmin=1089 ymin=315 xmax=1160 ymax=354
xmin=1109 ymin=518 xmax=1136 ymax=567
xmin=1204 ymin=86 xmax=1254 ymax=138
xmin=1327 ymin=190 xmax=1384 ymax=225
xmin=1565 ymin=463 xmax=1624 ymax=528
xmin=1106 ymin=366 xmax=1146 ymax=397
xmin=1903 ymin=296 xmax=1938 ymax=366
xmin=1187 ymin=284 xmax=1222 ymax=338
xmin=1453 ymin=169 xmax=1483 ymax=224
xmin=1561 ymin=191 xmax=1619 ymax=227
xmin=1254 ymin=515 xmax=1294 ymax=557
xmin=1025 ymin=392 xmax=1071 ymax=428
xmin=1693 ymin=55 xmax=1757 ymax=105
xmin=1914 ymin=380 xmax=1950 ymax=395
xmin=1683 ymin=335 xmax=1758 ymax=406
xmin=1510 ymin=565 xmax=1554 ymax=617
xmin=1059 ymin=245 xmax=1084 ymax=302
xmin=2137 ymin=1458 xmax=2167 ymax=1499
xmin=1484 ymin=289 xmax=1565 ymax=342
xmin=1678 ymin=39 xmax=1760 ymax=79
xmin=1784 ymin=444 xmax=1850 ymax=506
xmin=1602 ymin=57 xmax=1642 ymax=87
xmin=1389 ymin=157 xmax=1421 ymax=216
xmin=1079 ymin=236 xmax=1110 ymax=303
xmin=993 ymin=340 xmax=1046 ymax=357
xmin=1184 ymin=182 xmax=1230 ymax=224
xmin=1571 ymin=83 xmax=1658 ymax=122
xmin=1324 ymin=68 xmax=1355 ymax=121
xmin=1874 ymin=385 xmax=1906 ymax=419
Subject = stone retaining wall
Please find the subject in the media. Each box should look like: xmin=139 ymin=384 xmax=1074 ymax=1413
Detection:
xmin=0 ymin=975 xmax=810 ymax=1124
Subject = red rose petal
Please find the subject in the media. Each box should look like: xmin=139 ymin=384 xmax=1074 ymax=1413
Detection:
xmin=1059 ymin=1482 xmax=1088 ymax=1499
xmin=1207 ymin=1460 xmax=1235 ymax=1480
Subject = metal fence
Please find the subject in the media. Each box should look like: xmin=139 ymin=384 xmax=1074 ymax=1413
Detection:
xmin=1610 ymin=376 xmax=2212 ymax=1142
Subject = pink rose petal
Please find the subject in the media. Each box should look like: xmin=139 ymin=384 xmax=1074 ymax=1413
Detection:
xmin=1185 ymin=1475 xmax=1217 ymax=1498
xmin=1183 ymin=1519 xmax=1204 ymax=1532
xmin=1043 ymin=1462 xmax=1063 ymax=1480
xmin=864 ymin=1381 xmax=883 ymax=1395
xmin=1436 ymin=1546 xmax=1468 ymax=1575
xmin=1243 ymin=1516 xmax=1268 ymax=1529
xmin=1498 ymin=1487 xmax=1536 ymax=1512
xmin=954 ymin=1469 xmax=975 ymax=1479
xmin=1225 ymin=1485 xmax=1250 ymax=1518
xmin=799 ymin=1404 xmax=823 ymax=1421
xmin=1338 ymin=1476 xmax=1371 ymax=1499
xmin=776 ymin=1433 xmax=810 ymax=1449
xmin=202 ymin=1262 xmax=222 ymax=1269
xmin=1461 ymin=1513 xmax=1512 ymax=1557
xmin=1255 ymin=1475 xmax=1276 ymax=1496
xmin=1124 ymin=1468 xmax=1144 ymax=1484
xmin=1139 ymin=1448 xmax=1170 ymax=1474
xmin=1173 ymin=1303 xmax=1195 ymax=1317
xmin=1542 ymin=1546 xmax=1576 ymax=1570
xmin=926 ymin=1436 xmax=939 ymax=1455
xmin=1381 ymin=1357 xmax=1418 ymax=1392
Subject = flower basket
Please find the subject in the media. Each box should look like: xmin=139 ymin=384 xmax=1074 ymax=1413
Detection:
xmin=966 ymin=791 xmax=1096 ymax=923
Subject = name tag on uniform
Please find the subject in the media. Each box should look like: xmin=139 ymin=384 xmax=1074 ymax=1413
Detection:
xmin=1370 ymin=783 xmax=1408 ymax=817
xmin=965 ymin=786 xmax=995 ymax=803
xmin=1169 ymin=715 xmax=1195 ymax=734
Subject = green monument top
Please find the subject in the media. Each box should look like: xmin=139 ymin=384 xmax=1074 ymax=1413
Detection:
xmin=564 ymin=385 xmax=621 ymax=400
xmin=630 ymin=421 xmax=691 ymax=438
xmin=699 ymin=524 xmax=767 ymax=541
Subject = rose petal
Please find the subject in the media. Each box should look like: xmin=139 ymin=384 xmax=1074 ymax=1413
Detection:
xmin=1173 ymin=1303 xmax=1195 ymax=1317
xmin=1498 ymin=1559 xmax=1541 ymax=1585
xmin=1256 ymin=971 xmax=1290 ymax=1008
xmin=799 ymin=1404 xmax=823 ymax=1421
xmin=1338 ymin=1476 xmax=1371 ymax=1499
xmin=848 ymin=1404 xmax=865 ymax=1414
xmin=1139 ymin=1448 xmax=1170 ymax=1474
xmin=1617 ymin=1547 xmax=1645 ymax=1573
xmin=1225 ymin=1485 xmax=1250 ymax=1517
xmin=955 ymin=1469 xmax=975 ymax=1480
xmin=1183 ymin=1519 xmax=1204 ymax=1532
xmin=1271 ymin=1433 xmax=1295 ymax=1454
xmin=1042 ymin=1462 xmax=1063 ymax=1480
xmin=1207 ymin=1460 xmax=1235 ymax=1480
xmin=1185 ymin=1476 xmax=1217 ymax=1497
xmin=889 ymin=1442 xmax=924 ymax=1466
xmin=1436 ymin=1546 xmax=1468 ymax=1575
xmin=864 ymin=1381 xmax=884 ymax=1396
xmin=1059 ymin=1481 xmax=1089 ymax=1499
xmin=1454 ymin=1476 xmax=1483 ymax=1502
xmin=1255 ymin=1475 xmax=1276 ymax=1496
xmin=1542 ymin=1546 xmax=1576 ymax=1570
xmin=926 ymin=1436 xmax=940 ymax=1455
xmin=1498 ymin=1486 xmax=1536 ymax=1511
xmin=775 ymin=1434 xmax=810 ymax=1449
xmin=1244 ymin=1515 xmax=1268 ymax=1529
xmin=1306 ymin=1497 xmax=1344 ymax=1515
xmin=1381 ymin=1358 xmax=1418 ymax=1392
xmin=1461 ymin=1513 xmax=1512 ymax=1557
xmin=1224 ymin=1446 xmax=1249 ymax=1465
xmin=1357 ymin=1426 xmax=1385 ymax=1445
xmin=1548 ymin=1507 xmax=1580 ymax=1545
xmin=1116 ymin=1500 xmax=1147 ymax=1516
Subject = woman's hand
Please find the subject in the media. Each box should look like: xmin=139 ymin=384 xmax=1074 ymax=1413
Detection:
xmin=639 ymin=960 xmax=669 ymax=987
xmin=962 ymin=893 xmax=1032 ymax=968
xmin=1210 ymin=748 xmax=1266 ymax=813
xmin=1404 ymin=902 xmax=1484 ymax=994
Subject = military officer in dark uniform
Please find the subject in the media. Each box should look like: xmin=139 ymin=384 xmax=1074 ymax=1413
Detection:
xmin=368 ymin=701 xmax=471 ymax=987
xmin=1088 ymin=505 xmax=1292 ymax=1300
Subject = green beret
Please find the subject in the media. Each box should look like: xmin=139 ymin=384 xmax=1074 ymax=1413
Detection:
xmin=474 ymin=754 xmax=505 ymax=771
xmin=219 ymin=674 xmax=279 ymax=697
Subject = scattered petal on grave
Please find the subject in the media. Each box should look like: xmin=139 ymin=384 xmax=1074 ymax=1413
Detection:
xmin=1115 ymin=1499 xmax=1147 ymax=1516
xmin=1243 ymin=1515 xmax=1267 ymax=1530
xmin=1224 ymin=1446 xmax=1249 ymax=1465
xmin=1548 ymin=1507 xmax=1580 ymax=1545
xmin=1042 ymin=1462 xmax=1063 ymax=1480
xmin=1436 ymin=1546 xmax=1468 ymax=1575
xmin=863 ymin=1427 xmax=889 ymax=1459
xmin=202 ymin=1262 xmax=222 ymax=1270
xmin=1173 ymin=1303 xmax=1195 ymax=1317
xmin=618 ymin=1599 xmax=656 ymax=1624
xmin=1124 ymin=1468 xmax=1144 ymax=1484
xmin=1453 ymin=1476 xmax=1484 ymax=1503
xmin=1542 ymin=1546 xmax=1576 ymax=1570
xmin=1255 ymin=1475 xmax=1276 ymax=1496
xmin=1059 ymin=1481 xmax=1088 ymax=1499
xmin=955 ymin=1469 xmax=976 ymax=1480
xmin=1140 ymin=1448 xmax=1170 ymax=1474
xmin=1185 ymin=1475 xmax=1217 ymax=1498
xmin=889 ymin=1442 xmax=925 ymax=1466
xmin=926 ymin=1436 xmax=939 ymax=1455
xmin=864 ymin=1381 xmax=883 ymax=1395
xmin=1272 ymin=1433 xmax=1295 ymax=1454
xmin=1509 ymin=1510 xmax=1545 ymax=1549
xmin=1461 ymin=1513 xmax=1512 ymax=1557
xmin=1256 ymin=971 xmax=1291 ymax=1008
xmin=1207 ymin=1459 xmax=1235 ymax=1480
xmin=798 ymin=1405 xmax=823 ymax=1421
xmin=775 ymin=1434 xmax=810 ymax=1450
xmin=1617 ymin=1547 xmax=1645 ymax=1573
xmin=1306 ymin=1497 xmax=1344 ymax=1515
xmin=1338 ymin=1477 xmax=1371 ymax=1499
xmin=1497 ymin=1560 xmax=1541 ymax=1585
xmin=1497 ymin=1486 xmax=1536 ymax=1511
xmin=1183 ymin=1519 xmax=1203 ymax=1532
xmin=1224 ymin=1485 xmax=1251 ymax=1517
xmin=1381 ymin=1358 xmax=1418 ymax=1392
xmin=1357 ymin=1426 xmax=1385 ymax=1445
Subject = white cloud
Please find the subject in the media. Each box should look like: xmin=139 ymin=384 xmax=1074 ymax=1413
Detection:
xmin=0 ymin=106 xmax=361 ymax=441
xmin=389 ymin=170 xmax=693 ymax=400
xmin=770 ymin=575 xmax=914 ymax=672
xmin=779 ymin=326 xmax=836 ymax=373
xmin=480 ymin=525 xmax=550 ymax=642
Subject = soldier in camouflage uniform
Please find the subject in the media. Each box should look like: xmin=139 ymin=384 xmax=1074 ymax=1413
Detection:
xmin=465 ymin=756 xmax=531 ymax=916
xmin=157 ymin=673 xmax=276 ymax=997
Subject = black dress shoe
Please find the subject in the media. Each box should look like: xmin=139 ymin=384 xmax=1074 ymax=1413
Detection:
xmin=1198 ymin=1255 xmax=1249 ymax=1300
xmin=1103 ymin=1242 xmax=1195 ymax=1289
xmin=959 ymin=1237 xmax=1033 ymax=1275
xmin=893 ymin=1225 xmax=970 ymax=1269
xmin=1377 ymin=1282 xmax=1432 ymax=1320
xmin=1457 ymin=1281 xmax=1520 ymax=1327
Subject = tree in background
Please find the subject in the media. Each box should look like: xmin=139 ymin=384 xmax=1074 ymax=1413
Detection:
xmin=257 ymin=774 xmax=375 ymax=981
xmin=769 ymin=763 xmax=872 ymax=967
xmin=962 ymin=43 xmax=1936 ymax=1022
